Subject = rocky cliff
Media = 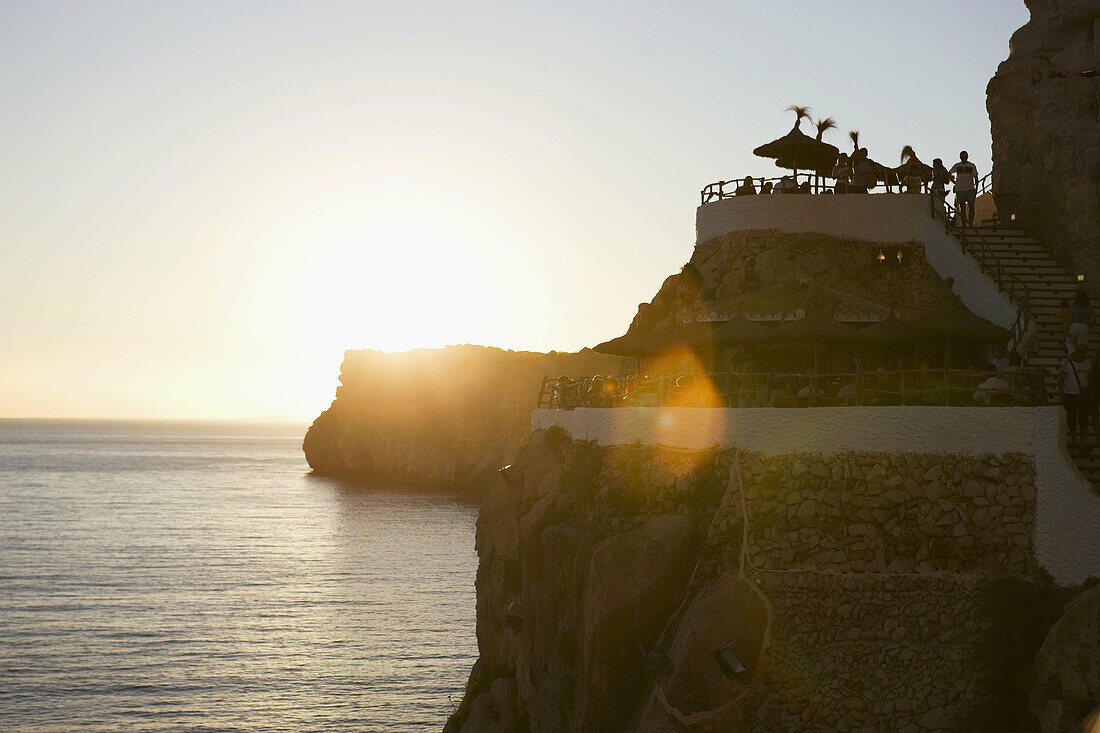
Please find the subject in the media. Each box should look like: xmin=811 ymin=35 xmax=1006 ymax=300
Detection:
xmin=987 ymin=1 xmax=1100 ymax=275
xmin=448 ymin=428 xmax=1092 ymax=732
xmin=303 ymin=346 xmax=624 ymax=497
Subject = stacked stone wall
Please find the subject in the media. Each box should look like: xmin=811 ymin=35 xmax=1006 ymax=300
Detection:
xmin=452 ymin=431 xmax=1066 ymax=732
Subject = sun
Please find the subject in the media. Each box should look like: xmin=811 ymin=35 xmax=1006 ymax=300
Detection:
xmin=297 ymin=223 xmax=498 ymax=354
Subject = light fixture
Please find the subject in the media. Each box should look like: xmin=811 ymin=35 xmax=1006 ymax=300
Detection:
xmin=877 ymin=249 xmax=886 ymax=262
xmin=896 ymin=250 xmax=903 ymax=264
xmin=1082 ymin=69 xmax=1096 ymax=77
xmin=1010 ymin=213 xmax=1016 ymax=221
xmin=1078 ymin=274 xmax=1086 ymax=282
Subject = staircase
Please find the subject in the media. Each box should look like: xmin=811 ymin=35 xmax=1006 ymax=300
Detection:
xmin=952 ymin=213 xmax=1100 ymax=486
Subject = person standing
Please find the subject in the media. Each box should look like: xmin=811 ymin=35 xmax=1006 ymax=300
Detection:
xmin=1067 ymin=288 xmax=1093 ymax=355
xmin=1058 ymin=347 xmax=1091 ymax=449
xmin=949 ymin=151 xmax=979 ymax=225
xmin=850 ymin=149 xmax=873 ymax=194
xmin=774 ymin=175 xmax=796 ymax=194
xmin=931 ymin=158 xmax=950 ymax=218
xmin=831 ymin=153 xmax=852 ymax=194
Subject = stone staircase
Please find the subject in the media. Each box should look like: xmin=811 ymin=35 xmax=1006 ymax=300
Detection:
xmin=957 ymin=214 xmax=1100 ymax=485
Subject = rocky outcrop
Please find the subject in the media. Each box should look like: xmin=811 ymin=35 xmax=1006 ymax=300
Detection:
xmin=1030 ymin=583 xmax=1100 ymax=732
xmin=987 ymin=1 xmax=1100 ymax=276
xmin=613 ymin=230 xmax=945 ymax=365
xmin=448 ymin=428 xmax=1081 ymax=731
xmin=303 ymin=346 xmax=624 ymax=497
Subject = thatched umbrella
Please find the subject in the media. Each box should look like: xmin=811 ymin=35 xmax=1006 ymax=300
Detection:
xmin=893 ymin=145 xmax=933 ymax=188
xmin=754 ymin=106 xmax=840 ymax=182
xmin=847 ymin=130 xmax=896 ymax=188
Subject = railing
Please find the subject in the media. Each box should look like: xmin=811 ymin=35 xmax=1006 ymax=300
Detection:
xmin=701 ymin=169 xmax=933 ymax=204
xmin=701 ymin=168 xmax=994 ymax=206
xmin=929 ymin=184 xmax=1032 ymax=353
xmin=538 ymin=367 xmax=1047 ymax=410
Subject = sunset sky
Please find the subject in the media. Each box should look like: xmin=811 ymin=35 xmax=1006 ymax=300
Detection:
xmin=2 ymin=0 xmax=1029 ymax=419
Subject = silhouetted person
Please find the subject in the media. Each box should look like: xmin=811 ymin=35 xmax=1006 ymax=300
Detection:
xmin=949 ymin=151 xmax=979 ymax=225
xmin=1059 ymin=346 xmax=1091 ymax=449
xmin=832 ymin=153 xmax=851 ymax=193
xmin=1067 ymin=288 xmax=1093 ymax=355
xmin=760 ymin=181 xmax=773 ymax=194
xmin=735 ymin=176 xmax=757 ymax=196
xmin=850 ymin=148 xmax=875 ymax=194
xmin=931 ymin=158 xmax=949 ymax=218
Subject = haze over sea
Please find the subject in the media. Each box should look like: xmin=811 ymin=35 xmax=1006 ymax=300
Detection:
xmin=0 ymin=419 xmax=478 ymax=732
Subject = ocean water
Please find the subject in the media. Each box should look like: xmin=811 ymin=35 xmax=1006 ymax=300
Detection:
xmin=0 ymin=419 xmax=479 ymax=732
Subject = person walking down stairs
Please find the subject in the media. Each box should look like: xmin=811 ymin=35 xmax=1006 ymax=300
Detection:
xmin=1059 ymin=347 xmax=1092 ymax=451
xmin=1067 ymin=288 xmax=1093 ymax=355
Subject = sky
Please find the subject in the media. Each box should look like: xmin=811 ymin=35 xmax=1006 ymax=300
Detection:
xmin=1 ymin=0 xmax=1030 ymax=419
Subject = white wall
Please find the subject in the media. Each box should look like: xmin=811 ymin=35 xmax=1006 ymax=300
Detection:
xmin=696 ymin=193 xmax=927 ymax=245
xmin=919 ymin=216 xmax=1017 ymax=329
xmin=696 ymin=194 xmax=1018 ymax=331
xmin=532 ymin=406 xmax=1100 ymax=586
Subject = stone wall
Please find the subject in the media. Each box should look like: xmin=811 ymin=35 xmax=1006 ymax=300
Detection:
xmin=449 ymin=430 xmax=1078 ymax=732
xmin=531 ymin=406 xmax=1100 ymax=587
xmin=691 ymin=194 xmax=1018 ymax=331
xmin=695 ymin=193 xmax=928 ymax=245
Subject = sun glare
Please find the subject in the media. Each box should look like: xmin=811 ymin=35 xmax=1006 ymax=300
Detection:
xmin=299 ymin=224 xmax=496 ymax=354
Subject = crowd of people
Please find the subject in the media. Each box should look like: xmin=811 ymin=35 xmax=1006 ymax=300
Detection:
xmin=732 ymin=150 xmax=982 ymax=225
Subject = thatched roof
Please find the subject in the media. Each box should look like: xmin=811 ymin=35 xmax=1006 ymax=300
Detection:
xmin=893 ymin=156 xmax=934 ymax=183
xmin=891 ymin=293 xmax=1010 ymax=342
xmin=754 ymin=123 xmax=840 ymax=172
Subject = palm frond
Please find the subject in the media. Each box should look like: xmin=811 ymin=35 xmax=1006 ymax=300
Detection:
xmin=848 ymin=130 xmax=860 ymax=151
xmin=814 ymin=116 xmax=837 ymax=141
xmin=900 ymin=144 xmax=916 ymax=164
xmin=785 ymin=105 xmax=812 ymax=127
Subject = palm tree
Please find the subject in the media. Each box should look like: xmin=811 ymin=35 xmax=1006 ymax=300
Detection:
xmin=814 ymin=117 xmax=837 ymax=142
xmin=849 ymin=130 xmax=860 ymax=153
xmin=785 ymin=105 xmax=812 ymax=129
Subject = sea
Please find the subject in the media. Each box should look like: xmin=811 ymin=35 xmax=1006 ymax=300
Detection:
xmin=0 ymin=419 xmax=479 ymax=732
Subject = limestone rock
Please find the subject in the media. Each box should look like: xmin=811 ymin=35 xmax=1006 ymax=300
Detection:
xmin=1030 ymin=584 xmax=1100 ymax=733
xmin=301 ymin=345 xmax=623 ymax=497
xmin=987 ymin=1 xmax=1100 ymax=279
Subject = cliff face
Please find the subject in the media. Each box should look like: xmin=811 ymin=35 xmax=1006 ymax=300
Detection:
xmin=447 ymin=428 xmax=1085 ymax=732
xmin=302 ymin=346 xmax=624 ymax=496
xmin=987 ymin=1 xmax=1100 ymax=274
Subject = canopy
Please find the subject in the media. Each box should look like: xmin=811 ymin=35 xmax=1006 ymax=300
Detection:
xmin=753 ymin=123 xmax=840 ymax=174
xmin=710 ymin=315 xmax=778 ymax=346
xmin=893 ymin=155 xmax=934 ymax=183
xmin=890 ymin=293 xmax=1010 ymax=343
xmin=758 ymin=308 xmax=862 ymax=345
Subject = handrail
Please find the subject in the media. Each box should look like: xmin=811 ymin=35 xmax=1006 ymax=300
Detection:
xmin=929 ymin=188 xmax=1032 ymax=354
xmin=701 ymin=168 xmax=994 ymax=206
xmin=537 ymin=367 xmax=1046 ymax=410
xmin=700 ymin=170 xmax=922 ymax=204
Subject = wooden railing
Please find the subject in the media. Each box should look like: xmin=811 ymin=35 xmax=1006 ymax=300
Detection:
xmin=538 ymin=367 xmax=1046 ymax=410
xmin=700 ymin=170 xmax=936 ymax=204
